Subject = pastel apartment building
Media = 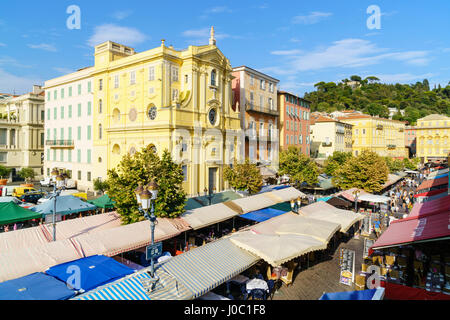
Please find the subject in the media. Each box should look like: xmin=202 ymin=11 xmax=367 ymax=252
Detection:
xmin=44 ymin=67 xmax=94 ymax=192
xmin=405 ymin=126 xmax=417 ymax=158
xmin=415 ymin=114 xmax=450 ymax=162
xmin=310 ymin=113 xmax=353 ymax=159
xmin=0 ymin=87 xmax=45 ymax=181
xmin=232 ymin=66 xmax=279 ymax=168
xmin=277 ymin=91 xmax=311 ymax=156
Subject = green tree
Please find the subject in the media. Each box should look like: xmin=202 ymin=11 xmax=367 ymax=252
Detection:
xmin=279 ymin=146 xmax=319 ymax=187
xmin=93 ymin=178 xmax=109 ymax=194
xmin=106 ymin=146 xmax=186 ymax=224
xmin=384 ymin=157 xmax=404 ymax=173
xmin=0 ymin=165 xmax=11 ymax=179
xmin=324 ymin=151 xmax=353 ymax=176
xmin=18 ymin=167 xmax=35 ymax=183
xmin=333 ymin=150 xmax=389 ymax=193
xmin=224 ymin=159 xmax=263 ymax=195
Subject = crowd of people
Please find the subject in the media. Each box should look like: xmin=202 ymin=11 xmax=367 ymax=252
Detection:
xmin=388 ymin=175 xmax=422 ymax=218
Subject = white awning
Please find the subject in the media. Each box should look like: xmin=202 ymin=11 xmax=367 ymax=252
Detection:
xmin=263 ymin=187 xmax=306 ymax=203
xmin=181 ymin=203 xmax=240 ymax=230
xmin=230 ymin=231 xmax=326 ymax=267
xmin=358 ymin=194 xmax=390 ymax=203
xmin=299 ymin=202 xmax=364 ymax=233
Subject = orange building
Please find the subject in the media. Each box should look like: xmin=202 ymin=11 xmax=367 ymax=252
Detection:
xmin=232 ymin=66 xmax=279 ymax=167
xmin=277 ymin=91 xmax=311 ymax=156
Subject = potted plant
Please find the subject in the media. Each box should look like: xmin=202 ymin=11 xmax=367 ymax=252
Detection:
xmin=18 ymin=167 xmax=35 ymax=187
xmin=0 ymin=165 xmax=11 ymax=185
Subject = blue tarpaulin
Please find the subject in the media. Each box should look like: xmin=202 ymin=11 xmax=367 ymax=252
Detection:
xmin=45 ymin=255 xmax=135 ymax=293
xmin=319 ymin=288 xmax=385 ymax=300
xmin=258 ymin=185 xmax=290 ymax=194
xmin=433 ymin=173 xmax=448 ymax=180
xmin=0 ymin=272 xmax=75 ymax=300
xmin=239 ymin=208 xmax=287 ymax=222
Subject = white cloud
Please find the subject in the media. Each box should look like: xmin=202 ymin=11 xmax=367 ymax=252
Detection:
xmin=0 ymin=43 xmax=5 ymax=47
xmin=88 ymin=24 xmax=148 ymax=47
xmin=0 ymin=56 xmax=32 ymax=68
xmin=292 ymin=12 xmax=333 ymax=25
xmin=53 ymin=67 xmax=74 ymax=74
xmin=111 ymin=10 xmax=133 ymax=20
xmin=0 ymin=69 xmax=43 ymax=95
xmin=290 ymin=38 xmax=301 ymax=43
xmin=182 ymin=27 xmax=235 ymax=44
xmin=271 ymin=49 xmax=303 ymax=56
xmin=373 ymin=73 xmax=435 ymax=84
xmin=200 ymin=6 xmax=232 ymax=19
xmin=27 ymin=43 xmax=57 ymax=52
xmin=271 ymin=39 xmax=430 ymax=72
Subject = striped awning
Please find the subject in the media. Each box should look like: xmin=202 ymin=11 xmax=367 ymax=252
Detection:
xmin=161 ymin=238 xmax=259 ymax=299
xmin=73 ymin=266 xmax=193 ymax=300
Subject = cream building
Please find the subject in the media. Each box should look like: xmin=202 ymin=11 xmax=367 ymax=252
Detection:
xmin=416 ymin=114 xmax=450 ymax=162
xmin=43 ymin=67 xmax=94 ymax=191
xmin=310 ymin=113 xmax=353 ymax=158
xmin=91 ymin=29 xmax=241 ymax=196
xmin=0 ymin=86 xmax=45 ymax=181
xmin=338 ymin=113 xmax=407 ymax=158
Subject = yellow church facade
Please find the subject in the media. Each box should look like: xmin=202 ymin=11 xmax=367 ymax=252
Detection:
xmin=92 ymin=30 xmax=241 ymax=196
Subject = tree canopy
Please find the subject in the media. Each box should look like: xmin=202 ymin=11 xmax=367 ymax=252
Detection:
xmin=304 ymin=77 xmax=450 ymax=125
xmin=106 ymin=146 xmax=186 ymax=224
xmin=324 ymin=151 xmax=353 ymax=176
xmin=279 ymin=146 xmax=319 ymax=187
xmin=332 ymin=150 xmax=389 ymax=193
xmin=224 ymin=159 xmax=263 ymax=195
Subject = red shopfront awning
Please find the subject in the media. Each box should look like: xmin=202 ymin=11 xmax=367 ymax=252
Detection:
xmin=416 ymin=176 xmax=448 ymax=192
xmin=414 ymin=189 xmax=448 ymax=199
xmin=410 ymin=195 xmax=450 ymax=218
xmin=369 ymin=210 xmax=450 ymax=254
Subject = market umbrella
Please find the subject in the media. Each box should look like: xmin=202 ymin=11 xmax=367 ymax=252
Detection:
xmin=0 ymin=202 xmax=41 ymax=225
xmin=229 ymin=231 xmax=326 ymax=267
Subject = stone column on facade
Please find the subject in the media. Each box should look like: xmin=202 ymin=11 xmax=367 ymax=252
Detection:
xmin=199 ymin=69 xmax=206 ymax=112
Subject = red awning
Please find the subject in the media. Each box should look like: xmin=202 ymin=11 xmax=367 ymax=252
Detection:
xmin=369 ymin=210 xmax=450 ymax=254
xmin=410 ymin=195 xmax=450 ymax=218
xmin=416 ymin=176 xmax=448 ymax=192
xmin=414 ymin=189 xmax=447 ymax=198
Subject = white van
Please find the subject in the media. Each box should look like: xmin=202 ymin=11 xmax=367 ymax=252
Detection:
xmin=0 ymin=186 xmax=16 ymax=197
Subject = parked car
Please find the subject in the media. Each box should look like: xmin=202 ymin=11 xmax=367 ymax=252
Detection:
xmin=19 ymin=191 xmax=46 ymax=204
xmin=12 ymin=186 xmax=37 ymax=198
xmin=37 ymin=189 xmax=87 ymax=203
xmin=39 ymin=177 xmax=54 ymax=187
xmin=0 ymin=196 xmax=35 ymax=208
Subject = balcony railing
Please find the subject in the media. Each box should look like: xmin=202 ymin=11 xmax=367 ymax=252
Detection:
xmin=376 ymin=125 xmax=384 ymax=130
xmin=246 ymin=103 xmax=279 ymax=116
xmin=46 ymin=140 xmax=74 ymax=148
xmin=387 ymin=144 xmax=396 ymax=149
xmin=322 ymin=142 xmax=333 ymax=147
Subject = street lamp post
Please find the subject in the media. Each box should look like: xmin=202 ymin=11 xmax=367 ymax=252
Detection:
xmin=50 ymin=169 xmax=66 ymax=241
xmin=135 ymin=180 xmax=159 ymax=290
xmin=353 ymin=189 xmax=360 ymax=213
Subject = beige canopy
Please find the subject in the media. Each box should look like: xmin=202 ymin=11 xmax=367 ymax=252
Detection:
xmin=181 ymin=203 xmax=240 ymax=230
xmin=0 ymin=239 xmax=82 ymax=282
xmin=299 ymin=202 xmax=364 ymax=233
xmin=244 ymin=212 xmax=341 ymax=244
xmin=263 ymin=187 xmax=306 ymax=203
xmin=71 ymin=218 xmax=185 ymax=257
xmin=230 ymin=231 xmax=326 ymax=267
xmin=0 ymin=217 xmax=187 ymax=282
xmin=231 ymin=193 xmax=279 ymax=214
xmin=0 ymin=212 xmax=122 ymax=252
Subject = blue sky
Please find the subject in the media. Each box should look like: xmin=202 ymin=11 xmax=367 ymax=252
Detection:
xmin=1 ymin=0 xmax=450 ymax=95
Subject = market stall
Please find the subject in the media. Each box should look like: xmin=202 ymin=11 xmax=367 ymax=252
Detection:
xmin=87 ymin=194 xmax=116 ymax=210
xmin=239 ymin=208 xmax=287 ymax=223
xmin=298 ymin=201 xmax=364 ymax=233
xmin=0 ymin=202 xmax=41 ymax=226
xmin=319 ymin=287 xmax=385 ymax=300
xmin=0 ymin=272 xmax=76 ymax=300
xmin=45 ymin=255 xmax=135 ymax=293
xmin=160 ymin=238 xmax=260 ymax=299
xmin=30 ymin=195 xmax=97 ymax=218
xmin=73 ymin=266 xmax=194 ymax=300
